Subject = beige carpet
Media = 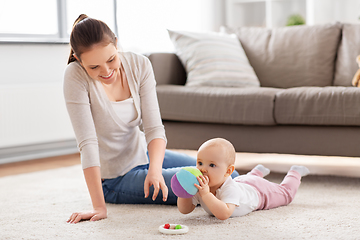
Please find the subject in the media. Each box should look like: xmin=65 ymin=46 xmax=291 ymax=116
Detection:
xmin=1 ymin=151 xmax=360 ymax=239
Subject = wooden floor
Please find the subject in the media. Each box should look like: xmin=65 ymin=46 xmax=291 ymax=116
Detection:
xmin=0 ymin=153 xmax=81 ymax=177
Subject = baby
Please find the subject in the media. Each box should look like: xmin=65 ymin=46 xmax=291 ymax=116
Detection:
xmin=177 ymin=138 xmax=310 ymax=220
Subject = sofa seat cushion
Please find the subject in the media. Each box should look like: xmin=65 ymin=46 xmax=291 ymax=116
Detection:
xmin=275 ymin=87 xmax=360 ymax=126
xmin=157 ymin=85 xmax=281 ymax=125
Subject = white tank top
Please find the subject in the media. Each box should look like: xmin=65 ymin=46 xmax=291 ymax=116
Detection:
xmin=111 ymin=97 xmax=136 ymax=124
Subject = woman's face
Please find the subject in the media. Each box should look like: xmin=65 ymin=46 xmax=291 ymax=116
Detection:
xmin=78 ymin=42 xmax=120 ymax=85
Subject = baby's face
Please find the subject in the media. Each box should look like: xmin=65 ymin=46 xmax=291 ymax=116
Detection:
xmin=196 ymin=145 xmax=231 ymax=190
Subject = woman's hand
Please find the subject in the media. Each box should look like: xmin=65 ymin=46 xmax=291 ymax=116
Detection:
xmin=145 ymin=138 xmax=167 ymax=202
xmin=68 ymin=167 xmax=107 ymax=224
xmin=67 ymin=207 xmax=107 ymax=224
xmin=144 ymin=168 xmax=168 ymax=202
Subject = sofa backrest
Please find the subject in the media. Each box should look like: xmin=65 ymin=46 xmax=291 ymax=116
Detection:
xmin=147 ymin=53 xmax=187 ymax=85
xmin=227 ymin=23 xmax=342 ymax=88
xmin=334 ymin=23 xmax=360 ymax=86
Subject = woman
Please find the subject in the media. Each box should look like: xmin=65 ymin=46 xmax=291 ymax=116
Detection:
xmin=64 ymin=14 xmax=198 ymax=224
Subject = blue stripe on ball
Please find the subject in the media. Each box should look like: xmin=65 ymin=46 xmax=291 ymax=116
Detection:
xmin=171 ymin=174 xmax=193 ymax=198
xmin=176 ymin=168 xmax=199 ymax=196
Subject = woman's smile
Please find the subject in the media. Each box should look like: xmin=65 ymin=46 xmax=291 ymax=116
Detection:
xmin=100 ymin=69 xmax=115 ymax=80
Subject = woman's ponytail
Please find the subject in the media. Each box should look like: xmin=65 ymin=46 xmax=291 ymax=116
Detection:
xmin=67 ymin=14 xmax=116 ymax=64
xmin=68 ymin=14 xmax=88 ymax=64
xmin=73 ymin=14 xmax=88 ymax=28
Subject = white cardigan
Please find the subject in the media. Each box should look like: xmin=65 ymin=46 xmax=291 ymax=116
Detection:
xmin=63 ymin=52 xmax=167 ymax=178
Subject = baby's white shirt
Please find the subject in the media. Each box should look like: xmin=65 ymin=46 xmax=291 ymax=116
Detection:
xmin=192 ymin=176 xmax=259 ymax=217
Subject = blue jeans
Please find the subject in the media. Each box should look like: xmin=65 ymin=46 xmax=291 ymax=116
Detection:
xmin=102 ymin=149 xmax=240 ymax=205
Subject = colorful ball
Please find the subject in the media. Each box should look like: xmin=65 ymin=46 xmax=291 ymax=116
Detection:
xmin=171 ymin=167 xmax=203 ymax=198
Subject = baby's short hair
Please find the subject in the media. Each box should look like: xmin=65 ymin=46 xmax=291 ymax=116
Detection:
xmin=199 ymin=138 xmax=236 ymax=165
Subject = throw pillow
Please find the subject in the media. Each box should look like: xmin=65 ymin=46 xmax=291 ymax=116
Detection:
xmin=223 ymin=23 xmax=342 ymax=88
xmin=334 ymin=23 xmax=360 ymax=86
xmin=168 ymin=30 xmax=260 ymax=88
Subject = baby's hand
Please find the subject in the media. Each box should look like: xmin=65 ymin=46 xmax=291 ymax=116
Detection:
xmin=194 ymin=175 xmax=210 ymax=197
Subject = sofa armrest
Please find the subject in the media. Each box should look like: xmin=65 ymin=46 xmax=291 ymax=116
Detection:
xmin=147 ymin=53 xmax=187 ymax=85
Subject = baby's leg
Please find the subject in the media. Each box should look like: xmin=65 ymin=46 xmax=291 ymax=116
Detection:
xmin=240 ymin=166 xmax=308 ymax=210
xmin=263 ymin=166 xmax=309 ymax=209
xmin=275 ymin=166 xmax=310 ymax=204
xmin=247 ymin=164 xmax=270 ymax=178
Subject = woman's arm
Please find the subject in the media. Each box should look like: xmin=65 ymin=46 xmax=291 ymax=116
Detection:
xmin=67 ymin=166 xmax=107 ymax=223
xmin=144 ymin=138 xmax=168 ymax=201
xmin=134 ymin=55 xmax=168 ymax=202
xmin=64 ymin=63 xmax=105 ymax=223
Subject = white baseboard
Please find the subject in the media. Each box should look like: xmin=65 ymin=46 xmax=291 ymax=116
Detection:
xmin=0 ymin=139 xmax=78 ymax=164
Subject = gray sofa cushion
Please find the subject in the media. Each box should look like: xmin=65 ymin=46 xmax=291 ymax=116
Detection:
xmin=157 ymin=85 xmax=281 ymax=125
xmin=147 ymin=53 xmax=187 ymax=85
xmin=227 ymin=23 xmax=342 ymax=88
xmin=334 ymin=23 xmax=360 ymax=86
xmin=275 ymin=86 xmax=360 ymax=126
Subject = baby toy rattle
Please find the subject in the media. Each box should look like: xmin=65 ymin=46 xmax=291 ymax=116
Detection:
xmin=158 ymin=223 xmax=189 ymax=235
xmin=171 ymin=167 xmax=203 ymax=198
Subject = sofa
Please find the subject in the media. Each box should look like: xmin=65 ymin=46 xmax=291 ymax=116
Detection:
xmin=148 ymin=22 xmax=360 ymax=157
